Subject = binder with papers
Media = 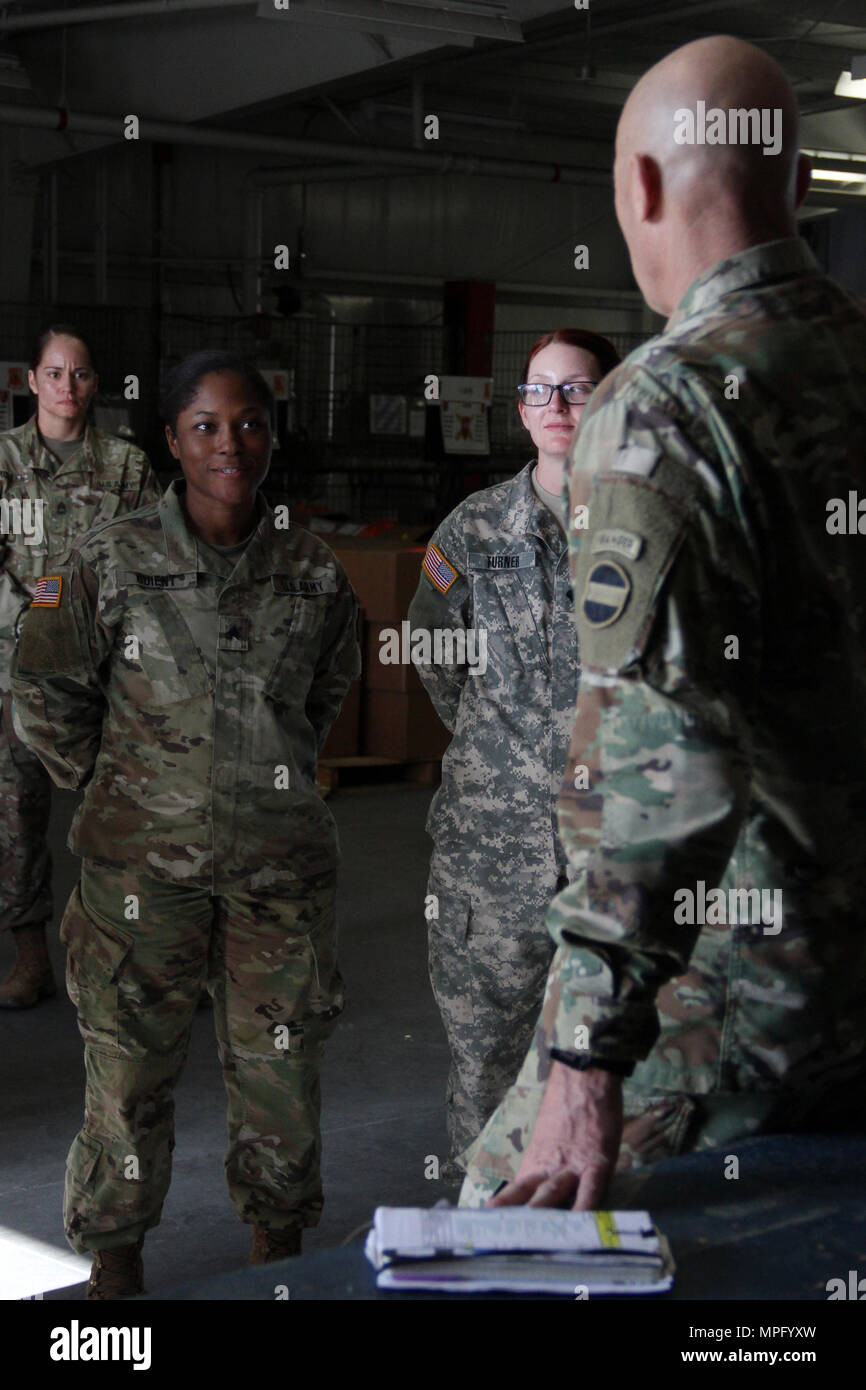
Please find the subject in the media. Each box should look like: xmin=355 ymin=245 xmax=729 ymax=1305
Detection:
xmin=364 ymin=1206 xmax=675 ymax=1295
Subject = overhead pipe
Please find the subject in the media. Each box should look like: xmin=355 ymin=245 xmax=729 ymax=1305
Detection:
xmin=247 ymin=163 xmax=417 ymax=186
xmin=29 ymin=248 xmax=646 ymax=301
xmin=0 ymin=0 xmax=246 ymax=32
xmin=363 ymin=100 xmax=526 ymax=132
xmin=0 ymin=0 xmax=522 ymax=41
xmin=30 ymin=245 xmax=649 ymax=314
xmin=0 ymin=100 xmax=612 ymax=184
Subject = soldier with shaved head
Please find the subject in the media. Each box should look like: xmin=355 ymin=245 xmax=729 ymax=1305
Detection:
xmin=460 ymin=35 xmax=866 ymax=1209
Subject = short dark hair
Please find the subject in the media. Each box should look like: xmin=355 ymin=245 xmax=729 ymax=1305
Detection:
xmin=29 ymin=323 xmax=95 ymax=374
xmin=160 ymin=351 xmax=275 ymax=431
xmin=520 ymin=328 xmax=621 ymax=387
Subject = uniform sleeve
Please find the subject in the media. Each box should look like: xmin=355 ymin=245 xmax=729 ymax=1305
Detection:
xmin=9 ymin=556 xmax=111 ymax=789
xmin=0 ymin=465 xmax=34 ymax=646
xmin=0 ymin=542 xmax=33 ymax=630
xmin=305 ymin=561 xmax=361 ymax=753
xmin=544 ymin=390 xmax=761 ymax=1070
xmin=407 ymin=515 xmax=471 ymax=732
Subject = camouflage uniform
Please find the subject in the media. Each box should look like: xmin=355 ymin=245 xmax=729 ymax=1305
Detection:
xmin=0 ymin=418 xmax=159 ymax=936
xmin=10 ymin=478 xmax=360 ymax=1250
xmin=461 ymin=237 xmax=866 ymax=1203
xmin=408 ymin=463 xmax=580 ymax=1163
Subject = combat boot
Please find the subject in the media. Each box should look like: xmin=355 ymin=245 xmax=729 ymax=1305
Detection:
xmin=87 ymin=1238 xmax=145 ymax=1300
xmin=0 ymin=923 xmax=56 ymax=1010
xmin=249 ymin=1224 xmax=303 ymax=1264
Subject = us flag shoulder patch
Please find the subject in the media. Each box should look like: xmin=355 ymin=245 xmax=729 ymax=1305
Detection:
xmin=422 ymin=543 xmax=458 ymax=595
xmin=31 ymin=575 xmax=62 ymax=608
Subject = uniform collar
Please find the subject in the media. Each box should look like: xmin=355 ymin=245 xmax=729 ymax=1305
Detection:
xmin=23 ymin=415 xmax=103 ymax=475
xmin=505 ymin=460 xmax=566 ymax=553
xmin=160 ymin=478 xmax=276 ymax=576
xmin=667 ymin=236 xmax=820 ymax=330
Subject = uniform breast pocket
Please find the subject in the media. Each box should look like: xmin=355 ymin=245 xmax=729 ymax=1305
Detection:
xmin=262 ymin=586 xmax=329 ymax=704
xmin=470 ymin=567 xmax=547 ymax=684
xmin=120 ymin=589 xmax=210 ymax=707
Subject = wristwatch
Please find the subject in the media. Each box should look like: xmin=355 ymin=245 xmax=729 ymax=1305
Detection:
xmin=549 ymin=1047 xmax=635 ymax=1077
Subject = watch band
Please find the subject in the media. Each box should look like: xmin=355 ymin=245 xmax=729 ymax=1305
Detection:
xmin=549 ymin=1047 xmax=634 ymax=1077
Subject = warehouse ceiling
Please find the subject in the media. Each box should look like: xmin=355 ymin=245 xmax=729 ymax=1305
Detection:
xmin=1 ymin=0 xmax=865 ymax=202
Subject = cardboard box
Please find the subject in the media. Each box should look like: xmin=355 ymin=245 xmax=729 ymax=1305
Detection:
xmin=362 ymin=689 xmax=450 ymax=762
xmin=320 ymin=678 xmax=361 ymax=758
xmin=364 ymin=620 xmax=424 ymax=694
xmin=328 ymin=536 xmax=426 ymax=624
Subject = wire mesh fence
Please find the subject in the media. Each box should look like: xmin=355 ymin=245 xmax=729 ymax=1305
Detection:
xmin=0 ymin=302 xmax=651 ymax=523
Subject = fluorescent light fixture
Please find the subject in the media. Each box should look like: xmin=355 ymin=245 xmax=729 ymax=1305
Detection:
xmin=834 ymin=70 xmax=866 ymax=99
xmin=803 ymin=149 xmax=866 ymax=187
xmin=810 ymin=168 xmax=866 ymax=183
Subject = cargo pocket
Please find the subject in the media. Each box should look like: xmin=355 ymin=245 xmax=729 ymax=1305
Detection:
xmin=60 ymin=882 xmax=134 ymax=1058
xmin=427 ymin=877 xmax=474 ymax=1038
xmin=62 ymin=1128 xmax=106 ymax=1250
xmin=67 ymin=1130 xmax=104 ymax=1190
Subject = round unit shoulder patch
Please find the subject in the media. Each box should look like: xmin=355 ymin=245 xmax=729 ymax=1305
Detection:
xmin=581 ymin=560 xmax=632 ymax=628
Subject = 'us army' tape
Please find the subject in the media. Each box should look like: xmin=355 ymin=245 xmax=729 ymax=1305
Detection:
xmin=591 ymin=529 xmax=643 ymax=563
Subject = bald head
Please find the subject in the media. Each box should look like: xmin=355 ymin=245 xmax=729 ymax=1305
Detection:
xmin=613 ymin=36 xmax=811 ymax=315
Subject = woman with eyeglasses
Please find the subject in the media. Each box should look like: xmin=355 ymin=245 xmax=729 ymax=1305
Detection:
xmin=408 ymin=327 xmax=621 ymax=1181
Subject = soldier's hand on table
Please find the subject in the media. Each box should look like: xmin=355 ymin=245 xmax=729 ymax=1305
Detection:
xmin=487 ymin=1061 xmax=622 ymax=1211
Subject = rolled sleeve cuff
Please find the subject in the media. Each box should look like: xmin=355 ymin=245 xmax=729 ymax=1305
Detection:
xmin=547 ymin=942 xmax=660 ymax=1069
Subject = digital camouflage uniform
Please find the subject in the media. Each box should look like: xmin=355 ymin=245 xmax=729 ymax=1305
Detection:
xmin=461 ymin=238 xmax=866 ymax=1204
xmin=0 ymin=419 xmax=159 ymax=938
xmin=408 ymin=463 xmax=580 ymax=1165
xmin=10 ymin=478 xmax=360 ymax=1250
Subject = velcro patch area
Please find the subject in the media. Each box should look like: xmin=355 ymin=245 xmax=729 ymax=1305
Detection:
xmin=574 ymin=476 xmax=689 ymax=672
xmin=30 ymin=575 xmax=62 ymax=607
xmin=422 ymin=543 xmax=458 ymax=594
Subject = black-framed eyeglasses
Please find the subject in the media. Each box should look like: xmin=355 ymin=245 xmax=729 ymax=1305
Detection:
xmin=517 ymin=381 xmax=598 ymax=406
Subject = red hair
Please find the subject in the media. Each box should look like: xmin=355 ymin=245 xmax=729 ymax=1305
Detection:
xmin=520 ymin=327 xmax=620 ymax=386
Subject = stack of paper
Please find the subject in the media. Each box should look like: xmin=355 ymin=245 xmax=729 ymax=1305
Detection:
xmin=364 ymin=1207 xmax=674 ymax=1295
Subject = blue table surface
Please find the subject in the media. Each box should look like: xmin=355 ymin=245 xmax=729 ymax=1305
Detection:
xmin=141 ymin=1132 xmax=866 ymax=1301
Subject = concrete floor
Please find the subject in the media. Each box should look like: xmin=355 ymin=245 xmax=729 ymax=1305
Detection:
xmin=0 ymin=781 xmax=452 ymax=1299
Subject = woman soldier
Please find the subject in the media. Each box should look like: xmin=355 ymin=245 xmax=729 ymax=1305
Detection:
xmin=0 ymin=324 xmax=160 ymax=1010
xmin=408 ymin=328 xmax=621 ymax=1178
xmin=11 ymin=351 xmax=360 ymax=1297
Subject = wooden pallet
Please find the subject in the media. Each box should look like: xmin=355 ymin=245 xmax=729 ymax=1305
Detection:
xmin=316 ymin=755 xmax=441 ymax=797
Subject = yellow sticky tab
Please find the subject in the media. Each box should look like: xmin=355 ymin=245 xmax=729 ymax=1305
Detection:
xmin=30 ymin=575 xmax=63 ymax=608
xmin=594 ymin=1211 xmax=620 ymax=1248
